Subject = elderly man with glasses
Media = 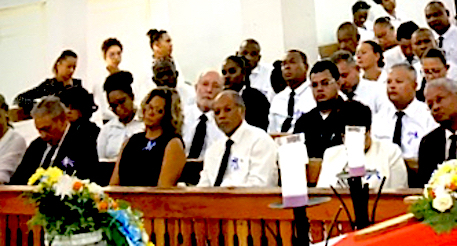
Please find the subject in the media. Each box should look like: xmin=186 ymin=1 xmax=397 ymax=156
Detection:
xmin=293 ymin=60 xmax=345 ymax=158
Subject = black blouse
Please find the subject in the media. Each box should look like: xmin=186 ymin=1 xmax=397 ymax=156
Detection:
xmin=14 ymin=78 xmax=82 ymax=113
xmin=118 ymin=132 xmax=181 ymax=186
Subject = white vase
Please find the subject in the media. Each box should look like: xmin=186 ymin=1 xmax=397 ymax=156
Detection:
xmin=44 ymin=229 xmax=107 ymax=246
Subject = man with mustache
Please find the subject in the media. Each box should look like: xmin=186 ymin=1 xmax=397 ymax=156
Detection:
xmin=197 ymin=90 xmax=278 ymax=187
xmin=419 ymin=78 xmax=457 ymax=187
xmin=293 ymin=60 xmax=345 ymax=158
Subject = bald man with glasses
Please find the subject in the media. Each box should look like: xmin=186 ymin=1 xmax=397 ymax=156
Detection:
xmin=293 ymin=60 xmax=345 ymax=158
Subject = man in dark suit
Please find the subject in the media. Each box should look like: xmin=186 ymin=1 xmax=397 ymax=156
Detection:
xmin=293 ymin=60 xmax=344 ymax=158
xmin=222 ymin=55 xmax=270 ymax=131
xmin=9 ymin=96 xmax=99 ymax=185
xmin=418 ymin=78 xmax=457 ymax=187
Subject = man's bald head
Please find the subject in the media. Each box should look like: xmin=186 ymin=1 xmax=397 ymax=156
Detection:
xmin=195 ymin=69 xmax=224 ymax=112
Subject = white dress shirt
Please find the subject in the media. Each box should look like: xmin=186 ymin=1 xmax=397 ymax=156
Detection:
xmin=358 ymin=20 xmax=375 ymax=42
xmin=436 ymin=25 xmax=457 ymax=66
xmin=445 ymin=129 xmax=457 ymax=160
xmin=317 ymin=139 xmax=408 ymax=189
xmin=182 ymin=103 xmax=224 ymax=159
xmin=268 ymin=81 xmax=316 ymax=133
xmin=134 ymin=78 xmax=195 ymax=112
xmin=361 ymin=69 xmax=388 ymax=84
xmin=372 ymin=98 xmax=438 ymax=159
xmin=0 ymin=128 xmax=26 ymax=184
xmin=97 ymin=116 xmax=144 ymax=161
xmin=383 ymin=47 xmax=423 ymax=87
xmin=250 ymin=63 xmax=275 ymax=102
xmin=198 ymin=121 xmax=278 ymax=187
xmin=353 ymin=78 xmax=389 ymax=115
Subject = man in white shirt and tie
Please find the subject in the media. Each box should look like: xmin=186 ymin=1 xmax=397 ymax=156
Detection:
xmin=372 ymin=64 xmax=438 ymax=186
xmin=183 ymin=70 xmax=225 ymax=160
xmin=411 ymin=28 xmax=457 ymax=101
xmin=269 ymin=50 xmax=315 ymax=133
xmin=330 ymin=50 xmax=388 ymax=115
xmin=237 ymin=39 xmax=275 ymax=102
xmin=197 ymin=90 xmax=278 ymax=187
xmin=419 ymin=78 xmax=457 ymax=187
xmin=425 ymin=1 xmax=457 ymax=65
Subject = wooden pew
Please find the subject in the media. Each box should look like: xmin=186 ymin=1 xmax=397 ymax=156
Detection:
xmin=0 ymin=186 xmax=422 ymax=246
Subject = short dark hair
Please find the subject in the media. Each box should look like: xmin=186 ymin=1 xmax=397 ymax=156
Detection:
xmin=397 ymin=21 xmax=419 ymax=41
xmin=338 ymin=22 xmax=359 ymax=36
xmin=338 ymin=100 xmax=372 ymax=131
xmin=59 ymin=87 xmax=98 ymax=120
xmin=146 ymin=29 xmax=167 ymax=46
xmin=375 ymin=17 xmax=394 ymax=29
xmin=310 ymin=60 xmax=340 ymax=81
xmin=287 ymin=50 xmax=308 ymax=67
xmin=352 ymin=1 xmax=371 ymax=14
xmin=241 ymin=39 xmax=260 ymax=49
xmin=53 ymin=50 xmax=77 ymax=74
xmin=101 ymin=38 xmax=123 ymax=57
xmin=362 ymin=40 xmax=385 ymax=68
xmin=104 ymin=71 xmax=134 ymax=99
xmin=423 ymin=48 xmax=448 ymax=65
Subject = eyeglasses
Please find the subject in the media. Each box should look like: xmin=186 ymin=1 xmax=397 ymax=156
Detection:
xmin=311 ymin=79 xmax=337 ymax=88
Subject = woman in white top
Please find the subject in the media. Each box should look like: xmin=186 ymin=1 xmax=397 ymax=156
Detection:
xmin=356 ymin=40 xmax=388 ymax=83
xmin=97 ymin=71 xmax=144 ymax=161
xmin=0 ymin=95 xmax=26 ymax=184
xmin=317 ymin=101 xmax=407 ymax=189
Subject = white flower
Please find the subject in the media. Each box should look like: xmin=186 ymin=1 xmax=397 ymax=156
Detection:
xmin=433 ymin=192 xmax=454 ymax=212
xmin=87 ymin=182 xmax=104 ymax=196
xmin=53 ymin=175 xmax=75 ymax=200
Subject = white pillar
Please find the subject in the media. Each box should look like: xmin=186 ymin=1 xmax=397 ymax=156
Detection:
xmin=280 ymin=0 xmax=319 ymax=66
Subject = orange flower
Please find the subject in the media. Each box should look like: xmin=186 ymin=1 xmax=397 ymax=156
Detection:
xmin=98 ymin=201 xmax=109 ymax=211
xmin=73 ymin=181 xmax=83 ymax=191
xmin=111 ymin=200 xmax=118 ymax=209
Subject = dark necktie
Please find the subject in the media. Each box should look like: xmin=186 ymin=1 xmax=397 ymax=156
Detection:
xmin=393 ymin=111 xmax=405 ymax=147
xmin=42 ymin=145 xmax=58 ymax=169
xmin=188 ymin=114 xmax=208 ymax=158
xmin=448 ymin=135 xmax=457 ymax=160
xmin=438 ymin=36 xmax=444 ymax=48
xmin=281 ymin=90 xmax=295 ymax=132
xmin=214 ymin=139 xmax=234 ymax=186
xmin=346 ymin=92 xmax=355 ymax=101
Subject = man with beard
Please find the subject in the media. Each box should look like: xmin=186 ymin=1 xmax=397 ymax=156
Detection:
xmin=182 ymin=70 xmax=225 ymax=160
xmin=419 ymin=78 xmax=457 ymax=187
xmin=293 ymin=60 xmax=344 ymax=158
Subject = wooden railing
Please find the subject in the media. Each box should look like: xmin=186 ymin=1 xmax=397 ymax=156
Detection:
xmin=0 ymin=186 xmax=422 ymax=246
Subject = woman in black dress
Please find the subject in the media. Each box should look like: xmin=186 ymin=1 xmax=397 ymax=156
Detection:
xmin=14 ymin=50 xmax=82 ymax=114
xmin=110 ymin=87 xmax=186 ymax=187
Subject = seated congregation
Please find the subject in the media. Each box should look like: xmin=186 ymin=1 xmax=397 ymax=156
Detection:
xmin=2 ymin=0 xmax=457 ymax=192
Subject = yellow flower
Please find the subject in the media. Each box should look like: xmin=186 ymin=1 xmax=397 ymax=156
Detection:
xmin=147 ymin=242 xmax=155 ymax=246
xmin=27 ymin=168 xmax=46 ymax=185
xmin=44 ymin=167 xmax=63 ymax=184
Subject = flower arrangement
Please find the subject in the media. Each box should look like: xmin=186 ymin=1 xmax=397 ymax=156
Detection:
xmin=410 ymin=159 xmax=457 ymax=233
xmin=26 ymin=167 xmax=154 ymax=246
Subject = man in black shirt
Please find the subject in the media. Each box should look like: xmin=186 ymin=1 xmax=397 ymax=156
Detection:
xmin=294 ymin=60 xmax=344 ymax=158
